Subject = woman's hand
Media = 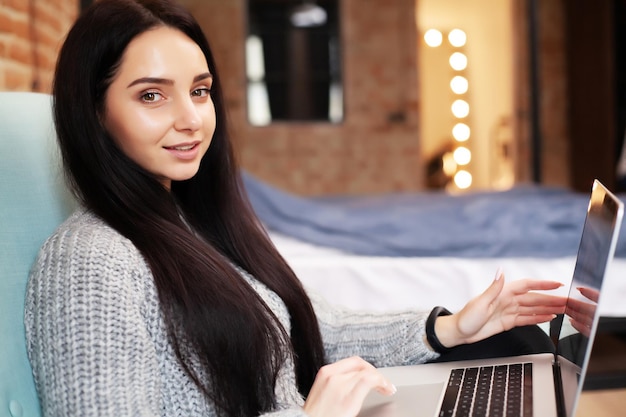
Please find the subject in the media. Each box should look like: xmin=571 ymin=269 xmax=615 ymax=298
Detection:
xmin=434 ymin=271 xmax=567 ymax=349
xmin=303 ymin=356 xmax=396 ymax=417
xmin=567 ymin=286 xmax=600 ymax=336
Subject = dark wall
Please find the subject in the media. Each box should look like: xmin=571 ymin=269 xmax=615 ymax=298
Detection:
xmin=565 ymin=0 xmax=618 ymax=192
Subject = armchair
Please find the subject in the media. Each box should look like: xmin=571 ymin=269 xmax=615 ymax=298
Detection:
xmin=0 ymin=92 xmax=75 ymax=417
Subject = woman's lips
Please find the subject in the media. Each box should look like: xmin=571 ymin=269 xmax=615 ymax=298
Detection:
xmin=164 ymin=142 xmax=201 ymax=160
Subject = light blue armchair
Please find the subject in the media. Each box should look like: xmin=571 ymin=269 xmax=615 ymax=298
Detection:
xmin=0 ymin=92 xmax=76 ymax=417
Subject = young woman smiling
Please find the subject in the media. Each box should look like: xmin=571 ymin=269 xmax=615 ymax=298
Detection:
xmin=24 ymin=1 xmax=566 ymax=416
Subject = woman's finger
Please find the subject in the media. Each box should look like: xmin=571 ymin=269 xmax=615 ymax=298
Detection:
xmin=475 ymin=271 xmax=506 ymax=308
xmin=317 ymin=356 xmax=376 ymax=376
xmin=347 ymin=367 xmax=397 ymax=398
xmin=508 ymin=279 xmax=564 ymax=294
xmin=569 ymin=317 xmax=592 ymax=337
xmin=304 ymin=357 xmax=396 ymax=417
xmin=513 ymin=305 xmax=566 ymax=316
xmin=516 ymin=293 xmax=568 ymax=308
xmin=315 ymin=357 xmax=396 ymax=397
xmin=577 ymin=286 xmax=600 ymax=302
xmin=513 ymin=314 xmax=558 ymax=327
xmin=567 ymin=298 xmax=596 ymax=317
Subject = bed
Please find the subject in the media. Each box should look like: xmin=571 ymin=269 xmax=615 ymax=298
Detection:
xmin=242 ymin=173 xmax=626 ymax=318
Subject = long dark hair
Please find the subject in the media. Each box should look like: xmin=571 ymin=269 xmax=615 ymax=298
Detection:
xmin=52 ymin=0 xmax=325 ymax=415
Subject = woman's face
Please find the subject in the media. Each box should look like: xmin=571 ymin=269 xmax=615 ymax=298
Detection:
xmin=103 ymin=26 xmax=216 ymax=189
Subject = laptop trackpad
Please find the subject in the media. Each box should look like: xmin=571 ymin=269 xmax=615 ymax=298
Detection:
xmin=358 ymin=383 xmax=444 ymax=417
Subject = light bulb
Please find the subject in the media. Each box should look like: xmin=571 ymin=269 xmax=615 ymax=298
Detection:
xmin=424 ymin=29 xmax=443 ymax=47
xmin=451 ymin=100 xmax=470 ymax=118
xmin=442 ymin=152 xmax=457 ymax=176
xmin=452 ymin=123 xmax=470 ymax=141
xmin=449 ymin=52 xmax=467 ymax=71
xmin=450 ymin=76 xmax=468 ymax=94
xmin=453 ymin=147 xmax=471 ymax=165
xmin=448 ymin=29 xmax=467 ymax=47
xmin=454 ymin=170 xmax=472 ymax=189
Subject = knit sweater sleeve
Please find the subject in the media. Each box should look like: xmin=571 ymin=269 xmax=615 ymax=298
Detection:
xmin=24 ymin=215 xmax=162 ymax=417
xmin=307 ymin=289 xmax=440 ymax=367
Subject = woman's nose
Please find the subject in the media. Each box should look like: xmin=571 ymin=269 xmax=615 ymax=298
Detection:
xmin=174 ymin=97 xmax=201 ymax=132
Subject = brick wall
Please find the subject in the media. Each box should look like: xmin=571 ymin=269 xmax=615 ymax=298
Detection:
xmin=180 ymin=0 xmax=570 ymax=195
xmin=182 ymin=0 xmax=423 ymax=195
xmin=0 ymin=0 xmax=78 ymax=92
xmin=1 ymin=0 xmax=570 ymax=196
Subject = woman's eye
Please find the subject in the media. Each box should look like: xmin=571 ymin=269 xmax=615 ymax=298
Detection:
xmin=191 ymin=88 xmax=211 ymax=98
xmin=140 ymin=91 xmax=162 ymax=102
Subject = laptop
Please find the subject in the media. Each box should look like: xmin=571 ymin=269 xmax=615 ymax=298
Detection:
xmin=358 ymin=179 xmax=624 ymax=417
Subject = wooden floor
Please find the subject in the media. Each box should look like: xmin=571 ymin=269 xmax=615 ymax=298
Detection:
xmin=577 ymin=389 xmax=626 ymax=416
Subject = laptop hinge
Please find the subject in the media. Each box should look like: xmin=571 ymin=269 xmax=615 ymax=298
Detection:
xmin=552 ymin=360 xmax=566 ymax=417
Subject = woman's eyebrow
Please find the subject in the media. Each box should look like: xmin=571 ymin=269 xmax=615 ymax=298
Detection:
xmin=194 ymin=72 xmax=212 ymax=83
xmin=127 ymin=72 xmax=212 ymax=88
xmin=127 ymin=77 xmax=174 ymax=88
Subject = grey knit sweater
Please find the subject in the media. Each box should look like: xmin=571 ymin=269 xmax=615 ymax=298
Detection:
xmin=25 ymin=209 xmax=439 ymax=417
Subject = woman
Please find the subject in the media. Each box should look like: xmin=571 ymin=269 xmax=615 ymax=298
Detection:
xmin=24 ymin=0 xmax=565 ymax=416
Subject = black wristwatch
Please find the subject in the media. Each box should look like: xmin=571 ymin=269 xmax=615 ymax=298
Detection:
xmin=426 ymin=306 xmax=453 ymax=354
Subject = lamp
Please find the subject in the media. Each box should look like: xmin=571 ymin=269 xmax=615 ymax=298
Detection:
xmin=290 ymin=1 xmax=327 ymax=28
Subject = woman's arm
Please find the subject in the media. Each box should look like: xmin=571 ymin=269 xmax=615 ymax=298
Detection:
xmin=25 ymin=219 xmax=162 ymax=417
xmin=307 ymin=289 xmax=440 ymax=367
xmin=307 ymin=270 xmax=566 ymax=367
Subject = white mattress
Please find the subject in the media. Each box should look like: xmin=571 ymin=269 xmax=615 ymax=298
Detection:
xmin=269 ymin=232 xmax=626 ymax=317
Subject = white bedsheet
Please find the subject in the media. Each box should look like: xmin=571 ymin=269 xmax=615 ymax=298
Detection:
xmin=269 ymin=232 xmax=626 ymax=317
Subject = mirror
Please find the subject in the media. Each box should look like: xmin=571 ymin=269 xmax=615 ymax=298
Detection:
xmin=246 ymin=0 xmax=342 ymax=125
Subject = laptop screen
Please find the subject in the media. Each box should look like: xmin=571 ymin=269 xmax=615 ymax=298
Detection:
xmin=552 ymin=180 xmax=624 ymax=416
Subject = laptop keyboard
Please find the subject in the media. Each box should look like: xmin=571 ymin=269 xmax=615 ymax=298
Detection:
xmin=438 ymin=363 xmax=533 ymax=417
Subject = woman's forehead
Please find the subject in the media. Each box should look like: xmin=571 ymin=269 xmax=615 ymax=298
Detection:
xmin=115 ymin=26 xmax=209 ymax=84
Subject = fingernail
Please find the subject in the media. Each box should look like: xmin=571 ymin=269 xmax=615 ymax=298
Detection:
xmin=494 ymin=267 xmax=503 ymax=281
xmin=378 ymin=381 xmax=397 ymax=396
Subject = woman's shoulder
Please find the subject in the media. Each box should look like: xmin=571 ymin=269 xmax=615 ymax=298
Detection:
xmin=46 ymin=208 xmax=138 ymax=255
xmin=56 ymin=208 xmax=125 ymax=235
xmin=27 ymin=209 xmax=156 ymax=318
xmin=34 ymin=208 xmax=148 ymax=281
